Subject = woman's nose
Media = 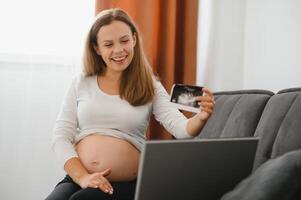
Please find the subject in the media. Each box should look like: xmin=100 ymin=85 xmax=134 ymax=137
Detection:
xmin=112 ymin=44 xmax=123 ymax=53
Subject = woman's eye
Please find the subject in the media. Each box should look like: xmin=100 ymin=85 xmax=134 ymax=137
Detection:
xmin=104 ymin=44 xmax=112 ymax=47
xmin=121 ymin=40 xmax=129 ymax=43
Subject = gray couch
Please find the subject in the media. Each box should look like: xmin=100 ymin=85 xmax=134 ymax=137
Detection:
xmin=197 ymin=88 xmax=301 ymax=200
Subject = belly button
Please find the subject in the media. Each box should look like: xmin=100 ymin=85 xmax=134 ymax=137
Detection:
xmin=91 ymin=160 xmax=100 ymax=166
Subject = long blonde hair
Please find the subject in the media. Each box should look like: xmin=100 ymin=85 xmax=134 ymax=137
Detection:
xmin=83 ymin=8 xmax=155 ymax=106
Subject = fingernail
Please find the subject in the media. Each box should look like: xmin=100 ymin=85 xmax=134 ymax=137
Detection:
xmin=105 ymin=189 xmax=109 ymax=193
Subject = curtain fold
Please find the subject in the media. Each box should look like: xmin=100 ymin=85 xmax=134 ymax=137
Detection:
xmin=95 ymin=0 xmax=198 ymax=139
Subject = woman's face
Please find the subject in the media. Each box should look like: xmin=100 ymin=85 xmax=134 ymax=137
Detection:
xmin=95 ymin=20 xmax=136 ymax=74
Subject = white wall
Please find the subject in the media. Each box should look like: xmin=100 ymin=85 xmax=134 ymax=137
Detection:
xmin=197 ymin=0 xmax=301 ymax=92
xmin=243 ymin=0 xmax=301 ymax=91
xmin=0 ymin=55 xmax=80 ymax=199
xmin=197 ymin=0 xmax=246 ymax=91
xmin=0 ymin=1 xmax=93 ymax=199
xmin=0 ymin=0 xmax=94 ymax=57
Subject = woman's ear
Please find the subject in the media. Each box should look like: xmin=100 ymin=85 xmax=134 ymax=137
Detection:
xmin=132 ymin=33 xmax=137 ymax=47
xmin=93 ymin=44 xmax=101 ymax=55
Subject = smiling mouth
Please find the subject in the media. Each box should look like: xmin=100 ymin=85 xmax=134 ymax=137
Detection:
xmin=111 ymin=55 xmax=127 ymax=63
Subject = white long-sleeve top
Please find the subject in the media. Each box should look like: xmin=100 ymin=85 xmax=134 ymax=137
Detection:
xmin=52 ymin=73 xmax=192 ymax=167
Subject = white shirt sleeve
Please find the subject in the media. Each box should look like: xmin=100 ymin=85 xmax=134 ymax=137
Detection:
xmin=152 ymin=81 xmax=194 ymax=139
xmin=52 ymin=76 xmax=79 ymax=168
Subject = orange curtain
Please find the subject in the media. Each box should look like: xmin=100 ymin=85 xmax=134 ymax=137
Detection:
xmin=95 ymin=0 xmax=199 ymax=139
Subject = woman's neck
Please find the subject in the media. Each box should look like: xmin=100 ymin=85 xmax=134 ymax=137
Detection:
xmin=98 ymin=69 xmax=122 ymax=93
xmin=102 ymin=69 xmax=122 ymax=83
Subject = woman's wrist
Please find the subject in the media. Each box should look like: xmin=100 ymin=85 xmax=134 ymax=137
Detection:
xmin=195 ymin=113 xmax=207 ymax=122
xmin=64 ymin=157 xmax=89 ymax=184
xmin=187 ymin=114 xmax=206 ymax=137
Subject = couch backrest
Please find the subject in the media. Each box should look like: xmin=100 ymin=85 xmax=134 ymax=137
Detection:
xmin=198 ymin=90 xmax=273 ymax=139
xmin=253 ymin=88 xmax=301 ymax=170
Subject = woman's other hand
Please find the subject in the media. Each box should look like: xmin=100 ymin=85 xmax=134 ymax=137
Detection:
xmin=78 ymin=168 xmax=114 ymax=195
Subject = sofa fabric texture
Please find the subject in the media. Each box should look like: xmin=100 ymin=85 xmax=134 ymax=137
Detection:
xmin=253 ymin=88 xmax=301 ymax=170
xmin=221 ymin=149 xmax=301 ymax=200
xmin=198 ymin=90 xmax=273 ymax=139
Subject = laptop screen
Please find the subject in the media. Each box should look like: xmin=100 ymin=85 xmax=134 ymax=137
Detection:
xmin=134 ymin=137 xmax=259 ymax=200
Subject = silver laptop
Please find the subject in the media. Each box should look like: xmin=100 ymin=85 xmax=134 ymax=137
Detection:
xmin=134 ymin=137 xmax=259 ymax=200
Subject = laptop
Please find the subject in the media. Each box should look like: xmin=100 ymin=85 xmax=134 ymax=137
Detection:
xmin=134 ymin=137 xmax=259 ymax=200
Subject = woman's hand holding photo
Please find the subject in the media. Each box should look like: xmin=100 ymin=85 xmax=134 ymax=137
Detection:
xmin=196 ymin=88 xmax=215 ymax=122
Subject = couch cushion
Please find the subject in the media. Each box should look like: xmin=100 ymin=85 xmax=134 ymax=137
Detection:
xmin=198 ymin=90 xmax=273 ymax=138
xmin=221 ymin=149 xmax=301 ymax=200
xmin=253 ymin=88 xmax=301 ymax=170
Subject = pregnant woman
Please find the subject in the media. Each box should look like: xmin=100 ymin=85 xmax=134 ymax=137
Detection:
xmin=46 ymin=8 xmax=215 ymax=200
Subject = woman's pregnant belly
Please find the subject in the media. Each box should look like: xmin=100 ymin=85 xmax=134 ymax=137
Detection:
xmin=75 ymin=134 xmax=140 ymax=182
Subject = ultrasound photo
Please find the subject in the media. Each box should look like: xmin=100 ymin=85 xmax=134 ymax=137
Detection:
xmin=170 ymin=84 xmax=203 ymax=113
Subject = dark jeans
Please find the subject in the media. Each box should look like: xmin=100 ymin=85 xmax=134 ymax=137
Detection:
xmin=45 ymin=175 xmax=136 ymax=200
